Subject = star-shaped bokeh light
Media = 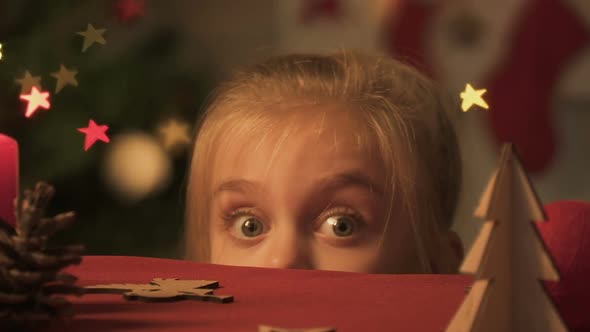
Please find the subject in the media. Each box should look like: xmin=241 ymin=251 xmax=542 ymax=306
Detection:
xmin=460 ymin=83 xmax=489 ymax=112
xmin=19 ymin=86 xmax=50 ymax=118
xmin=78 ymin=119 xmax=110 ymax=151
xmin=158 ymin=119 xmax=191 ymax=152
xmin=51 ymin=64 xmax=78 ymax=93
xmin=15 ymin=70 xmax=42 ymax=94
xmin=77 ymin=24 xmax=107 ymax=52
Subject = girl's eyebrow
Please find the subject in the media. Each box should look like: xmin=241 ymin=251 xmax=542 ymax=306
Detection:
xmin=313 ymin=170 xmax=383 ymax=197
xmin=212 ymin=169 xmax=382 ymax=198
xmin=213 ymin=178 xmax=264 ymax=198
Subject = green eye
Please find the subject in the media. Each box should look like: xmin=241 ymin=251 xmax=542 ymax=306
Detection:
xmin=241 ymin=218 xmax=264 ymax=237
xmin=327 ymin=216 xmax=356 ymax=237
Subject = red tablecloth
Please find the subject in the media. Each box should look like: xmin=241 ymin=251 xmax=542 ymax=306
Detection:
xmin=47 ymin=256 xmax=471 ymax=331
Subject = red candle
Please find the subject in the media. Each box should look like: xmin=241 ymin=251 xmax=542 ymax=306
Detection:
xmin=0 ymin=134 xmax=18 ymax=227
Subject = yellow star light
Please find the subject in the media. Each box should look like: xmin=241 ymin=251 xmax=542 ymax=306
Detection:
xmin=460 ymin=83 xmax=489 ymax=112
xmin=15 ymin=71 xmax=42 ymax=94
xmin=158 ymin=119 xmax=192 ymax=152
xmin=51 ymin=64 xmax=79 ymax=93
xmin=77 ymin=24 xmax=107 ymax=52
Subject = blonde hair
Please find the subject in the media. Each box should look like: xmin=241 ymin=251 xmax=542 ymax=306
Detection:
xmin=185 ymin=51 xmax=461 ymax=273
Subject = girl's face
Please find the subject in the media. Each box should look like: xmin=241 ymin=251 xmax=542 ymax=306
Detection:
xmin=207 ymin=107 xmax=423 ymax=273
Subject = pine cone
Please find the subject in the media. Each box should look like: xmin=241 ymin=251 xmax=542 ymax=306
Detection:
xmin=0 ymin=182 xmax=85 ymax=331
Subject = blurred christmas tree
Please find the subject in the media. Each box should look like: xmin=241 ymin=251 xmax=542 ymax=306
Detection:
xmin=0 ymin=0 xmax=213 ymax=258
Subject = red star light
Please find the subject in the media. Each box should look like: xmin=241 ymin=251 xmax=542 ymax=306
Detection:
xmin=19 ymin=86 xmax=50 ymax=118
xmin=115 ymin=0 xmax=145 ymax=22
xmin=78 ymin=119 xmax=110 ymax=151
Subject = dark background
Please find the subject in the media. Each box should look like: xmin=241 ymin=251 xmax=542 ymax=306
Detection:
xmin=0 ymin=1 xmax=216 ymax=258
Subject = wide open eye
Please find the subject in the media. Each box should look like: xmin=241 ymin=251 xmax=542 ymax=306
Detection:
xmin=325 ymin=215 xmax=356 ymax=237
xmin=223 ymin=208 xmax=268 ymax=240
xmin=316 ymin=207 xmax=364 ymax=239
xmin=239 ymin=217 xmax=265 ymax=238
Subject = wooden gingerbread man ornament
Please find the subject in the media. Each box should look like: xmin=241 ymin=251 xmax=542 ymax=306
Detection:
xmin=85 ymin=278 xmax=233 ymax=303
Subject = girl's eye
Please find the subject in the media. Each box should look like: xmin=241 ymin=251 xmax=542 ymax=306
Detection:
xmin=240 ymin=217 xmax=265 ymax=237
xmin=223 ymin=209 xmax=268 ymax=240
xmin=317 ymin=208 xmax=363 ymax=238
xmin=326 ymin=216 xmax=356 ymax=237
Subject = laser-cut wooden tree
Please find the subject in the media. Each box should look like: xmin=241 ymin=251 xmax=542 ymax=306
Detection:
xmin=446 ymin=143 xmax=568 ymax=332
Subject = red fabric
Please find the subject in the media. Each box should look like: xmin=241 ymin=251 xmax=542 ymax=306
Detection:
xmin=51 ymin=256 xmax=470 ymax=331
xmin=0 ymin=134 xmax=18 ymax=227
xmin=538 ymin=201 xmax=590 ymax=332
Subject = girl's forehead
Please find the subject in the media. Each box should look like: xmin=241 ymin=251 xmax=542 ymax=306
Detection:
xmin=217 ymin=105 xmax=374 ymax=155
xmin=208 ymin=105 xmax=383 ymax=179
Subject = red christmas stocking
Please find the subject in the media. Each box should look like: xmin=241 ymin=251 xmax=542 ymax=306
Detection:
xmin=386 ymin=0 xmax=440 ymax=77
xmin=485 ymin=0 xmax=589 ymax=173
xmin=386 ymin=0 xmax=589 ymax=174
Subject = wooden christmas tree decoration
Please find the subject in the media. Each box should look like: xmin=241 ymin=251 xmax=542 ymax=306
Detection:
xmin=446 ymin=143 xmax=568 ymax=332
xmin=0 ymin=182 xmax=84 ymax=330
xmin=85 ymin=278 xmax=234 ymax=303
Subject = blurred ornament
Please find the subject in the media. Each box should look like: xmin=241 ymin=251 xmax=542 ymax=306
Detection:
xmin=77 ymin=119 xmax=110 ymax=151
xmin=0 ymin=43 xmax=3 ymax=61
xmin=15 ymin=70 xmax=41 ymax=94
xmin=50 ymin=64 xmax=78 ymax=94
xmin=460 ymin=83 xmax=489 ymax=112
xmin=157 ymin=119 xmax=191 ymax=154
xmin=115 ymin=0 xmax=145 ymax=22
xmin=19 ymin=86 xmax=50 ymax=118
xmin=103 ymin=132 xmax=172 ymax=203
xmin=77 ymin=24 xmax=107 ymax=53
